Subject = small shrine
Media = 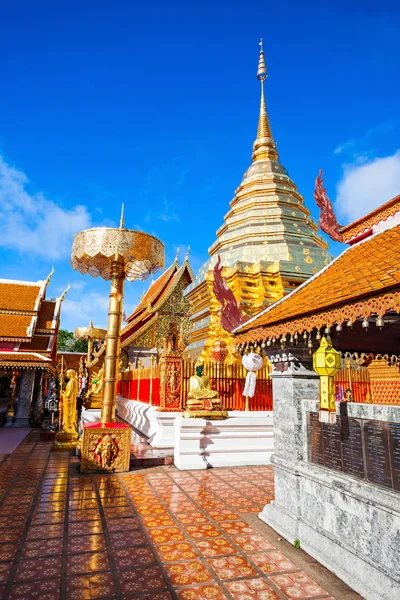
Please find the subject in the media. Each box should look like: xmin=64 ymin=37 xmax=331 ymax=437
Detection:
xmin=120 ymin=250 xmax=193 ymax=366
xmin=0 ymin=270 xmax=68 ymax=427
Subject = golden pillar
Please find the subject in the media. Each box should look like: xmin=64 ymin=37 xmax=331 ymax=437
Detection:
xmin=71 ymin=207 xmax=164 ymax=472
xmin=313 ymin=336 xmax=341 ymax=424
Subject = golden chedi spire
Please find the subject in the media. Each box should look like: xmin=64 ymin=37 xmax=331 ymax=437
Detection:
xmin=252 ymin=39 xmax=278 ymax=162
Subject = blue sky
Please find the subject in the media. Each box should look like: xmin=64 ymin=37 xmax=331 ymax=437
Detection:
xmin=0 ymin=0 xmax=399 ymax=330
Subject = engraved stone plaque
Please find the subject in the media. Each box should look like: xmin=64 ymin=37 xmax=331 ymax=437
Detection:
xmin=341 ymin=418 xmax=364 ymax=479
xmin=309 ymin=412 xmax=324 ymax=465
xmin=364 ymin=421 xmax=392 ymax=489
xmin=322 ymin=419 xmax=342 ymax=471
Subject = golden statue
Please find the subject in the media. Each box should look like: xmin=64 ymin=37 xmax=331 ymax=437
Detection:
xmin=85 ymin=365 xmax=104 ymax=409
xmin=92 ymin=433 xmax=119 ymax=469
xmin=54 ymin=368 xmax=79 ymax=450
xmin=183 ymin=360 xmax=228 ymax=420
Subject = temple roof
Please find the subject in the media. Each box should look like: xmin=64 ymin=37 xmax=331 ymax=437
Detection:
xmin=341 ymin=194 xmax=400 ymax=244
xmin=121 ymin=255 xmax=194 ymax=348
xmin=235 ymin=221 xmax=400 ymax=343
xmin=0 ymin=272 xmax=66 ymax=370
xmin=0 ymin=352 xmax=56 ymax=372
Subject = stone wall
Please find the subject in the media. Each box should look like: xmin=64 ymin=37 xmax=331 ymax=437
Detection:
xmin=260 ymin=351 xmax=400 ymax=600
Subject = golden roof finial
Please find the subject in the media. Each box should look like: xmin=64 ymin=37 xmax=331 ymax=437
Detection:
xmin=185 ymin=245 xmax=190 ymax=262
xmin=120 ymin=204 xmax=125 ymax=229
xmin=252 ymin=39 xmax=278 ymax=163
xmin=60 ymin=282 xmax=70 ymax=302
xmin=45 ymin=265 xmax=55 ymax=286
xmin=89 ymin=318 xmax=94 ymax=328
xmin=175 ymin=247 xmax=180 ymax=264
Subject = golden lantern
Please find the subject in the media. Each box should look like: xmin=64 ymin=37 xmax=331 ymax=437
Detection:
xmin=72 ymin=207 xmax=164 ymax=472
xmin=313 ymin=336 xmax=341 ymax=423
xmin=211 ymin=339 xmax=228 ymax=364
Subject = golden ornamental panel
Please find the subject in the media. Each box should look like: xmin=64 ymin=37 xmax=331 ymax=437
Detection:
xmin=80 ymin=425 xmax=131 ymax=473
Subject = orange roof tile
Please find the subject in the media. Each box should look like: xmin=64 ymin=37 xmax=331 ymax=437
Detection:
xmin=125 ymin=263 xmax=177 ymax=324
xmin=236 ymin=224 xmax=400 ymax=341
xmin=0 ymin=281 xmax=42 ymax=312
xmin=36 ymin=301 xmax=57 ymax=331
xmin=20 ymin=336 xmax=52 ymax=352
xmin=0 ymin=314 xmax=33 ymax=340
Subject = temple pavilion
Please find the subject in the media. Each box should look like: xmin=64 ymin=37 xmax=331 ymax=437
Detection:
xmin=234 ymin=194 xmax=400 ymax=600
xmin=120 ymin=251 xmax=194 ymax=366
xmin=0 ymin=271 xmax=67 ymax=426
xmin=185 ymin=44 xmax=331 ymax=362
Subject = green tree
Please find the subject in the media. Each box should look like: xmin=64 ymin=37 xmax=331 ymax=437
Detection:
xmin=57 ymin=329 xmax=88 ymax=353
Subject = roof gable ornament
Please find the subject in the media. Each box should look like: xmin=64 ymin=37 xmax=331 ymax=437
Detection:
xmin=314 ymin=170 xmax=344 ymax=243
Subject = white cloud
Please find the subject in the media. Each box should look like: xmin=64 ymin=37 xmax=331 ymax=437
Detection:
xmin=0 ymin=155 xmax=91 ymax=259
xmin=61 ymin=289 xmax=109 ymax=331
xmin=335 ymin=151 xmax=400 ymax=222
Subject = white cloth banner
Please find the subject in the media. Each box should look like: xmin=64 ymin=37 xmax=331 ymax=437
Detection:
xmin=243 ymin=371 xmax=257 ymax=398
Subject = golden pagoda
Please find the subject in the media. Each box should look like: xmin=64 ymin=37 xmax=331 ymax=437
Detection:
xmin=185 ymin=42 xmax=331 ymax=361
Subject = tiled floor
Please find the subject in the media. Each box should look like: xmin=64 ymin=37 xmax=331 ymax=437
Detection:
xmin=0 ymin=430 xmax=343 ymax=600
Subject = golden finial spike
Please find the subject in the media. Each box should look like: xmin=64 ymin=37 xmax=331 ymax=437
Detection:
xmin=89 ymin=318 xmax=94 ymax=328
xmin=252 ymin=40 xmax=278 ymax=162
xmin=257 ymin=40 xmax=267 ymax=81
xmin=120 ymin=204 xmax=125 ymax=229
xmin=45 ymin=266 xmax=55 ymax=286
xmin=175 ymin=248 xmax=180 ymax=264
xmin=185 ymin=245 xmax=190 ymax=261
xmin=60 ymin=282 xmax=70 ymax=302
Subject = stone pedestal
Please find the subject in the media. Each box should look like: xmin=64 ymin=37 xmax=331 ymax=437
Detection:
xmin=259 ymin=347 xmax=400 ymax=600
xmin=174 ymin=412 xmax=274 ymax=470
xmin=13 ymin=370 xmax=35 ymax=427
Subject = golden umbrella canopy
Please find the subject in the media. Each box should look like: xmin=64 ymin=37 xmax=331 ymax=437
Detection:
xmin=71 ymin=227 xmax=164 ymax=282
xmin=74 ymin=319 xmax=107 ymax=342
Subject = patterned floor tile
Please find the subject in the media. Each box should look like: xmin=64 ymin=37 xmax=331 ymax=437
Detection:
xmin=225 ymin=578 xmax=281 ymax=599
xmin=15 ymin=556 xmax=62 ymax=581
xmin=165 ymin=560 xmax=214 ymax=586
xmin=114 ymin=546 xmax=156 ymax=568
xmin=233 ymin=534 xmax=276 ymax=552
xmin=177 ymin=584 xmax=229 ymax=599
xmin=194 ymin=538 xmax=237 ymax=558
xmin=184 ymin=523 xmax=222 ymax=539
xmin=251 ymin=551 xmax=298 ymax=574
xmin=269 ymin=573 xmax=329 ymax=599
xmin=208 ymin=555 xmax=258 ymax=579
xmin=157 ymin=541 xmax=198 ymax=562
xmin=118 ymin=564 xmax=167 ymax=594
xmin=67 ymin=551 xmax=110 ymax=575
xmin=147 ymin=526 xmax=187 ymax=544
xmin=66 ymin=571 xmax=115 ymax=599
xmin=9 ymin=578 xmax=61 ymax=600
xmin=174 ymin=511 xmax=210 ymax=525
xmin=219 ymin=520 xmax=254 ymax=536
xmin=68 ymin=534 xmax=107 ymax=554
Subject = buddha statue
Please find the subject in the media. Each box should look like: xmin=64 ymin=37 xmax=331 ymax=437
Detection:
xmin=183 ymin=360 xmax=228 ymax=419
xmin=85 ymin=365 xmax=104 ymax=409
xmin=54 ymin=369 xmax=79 ymax=450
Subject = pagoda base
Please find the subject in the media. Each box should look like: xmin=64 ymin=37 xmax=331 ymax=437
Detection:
xmin=80 ymin=422 xmax=131 ymax=473
xmin=54 ymin=431 xmax=79 ymax=451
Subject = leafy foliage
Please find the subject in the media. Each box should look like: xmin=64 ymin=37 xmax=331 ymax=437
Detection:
xmin=57 ymin=329 xmax=88 ymax=353
xmin=293 ymin=539 xmax=301 ymax=549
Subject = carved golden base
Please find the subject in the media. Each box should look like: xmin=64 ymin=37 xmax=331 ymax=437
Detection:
xmin=54 ymin=431 xmax=79 ymax=451
xmin=182 ymin=409 xmax=229 ymax=420
xmin=80 ymin=422 xmax=131 ymax=473
xmin=84 ymin=393 xmax=103 ymax=409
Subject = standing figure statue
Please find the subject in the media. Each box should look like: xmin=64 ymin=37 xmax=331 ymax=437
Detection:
xmin=54 ymin=369 xmax=79 ymax=450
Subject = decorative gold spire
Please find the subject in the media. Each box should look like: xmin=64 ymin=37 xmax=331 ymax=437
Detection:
xmin=175 ymin=247 xmax=180 ymax=264
xmin=120 ymin=204 xmax=125 ymax=229
xmin=60 ymin=282 xmax=70 ymax=301
xmin=45 ymin=265 xmax=55 ymax=286
xmin=252 ymin=39 xmax=278 ymax=162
